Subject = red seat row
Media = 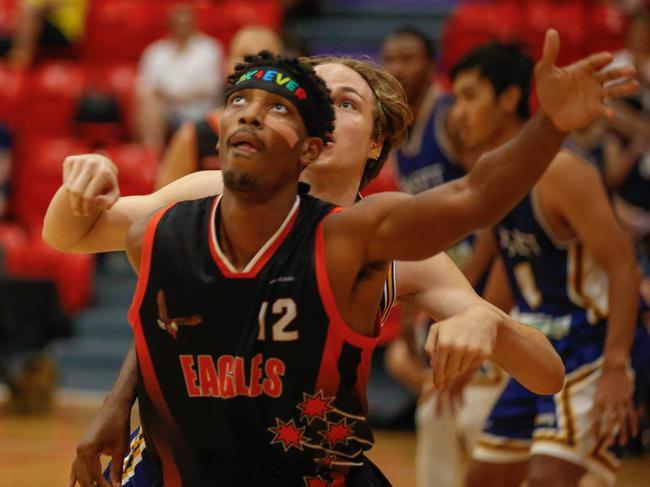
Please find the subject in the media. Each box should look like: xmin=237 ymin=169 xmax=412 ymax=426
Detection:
xmin=0 ymin=222 xmax=94 ymax=314
xmin=0 ymin=61 xmax=138 ymax=140
xmin=10 ymin=136 xmax=158 ymax=235
xmin=441 ymin=0 xmax=628 ymax=73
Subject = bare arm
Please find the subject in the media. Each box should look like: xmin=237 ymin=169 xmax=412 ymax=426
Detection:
xmin=42 ymin=153 xmax=223 ymax=253
xmin=327 ymin=31 xmax=638 ymax=264
xmin=70 ymin=344 xmax=137 ymax=487
xmin=545 ymin=151 xmax=639 ymax=369
xmin=461 ymin=228 xmax=498 ymax=287
xmin=543 ymin=150 xmax=640 ymax=444
xmin=482 ymin=254 xmax=515 ymax=313
xmin=397 ymin=254 xmax=564 ymax=394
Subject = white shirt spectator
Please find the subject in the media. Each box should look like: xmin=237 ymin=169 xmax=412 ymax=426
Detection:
xmin=138 ymin=33 xmax=224 ymax=123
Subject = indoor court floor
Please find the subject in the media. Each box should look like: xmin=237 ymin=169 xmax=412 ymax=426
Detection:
xmin=1 ymin=394 xmax=648 ymax=487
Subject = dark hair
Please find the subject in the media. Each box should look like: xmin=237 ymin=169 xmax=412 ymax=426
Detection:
xmin=387 ymin=24 xmax=436 ymax=60
xmin=226 ymin=51 xmax=335 ymax=142
xmin=450 ymin=42 xmax=534 ymax=120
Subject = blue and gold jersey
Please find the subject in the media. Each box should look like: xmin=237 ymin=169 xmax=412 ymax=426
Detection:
xmin=495 ymin=150 xmax=608 ymax=345
xmin=396 ymin=89 xmax=464 ymax=195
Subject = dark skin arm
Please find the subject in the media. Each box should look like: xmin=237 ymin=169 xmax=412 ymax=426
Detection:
xmin=69 ymin=345 xmax=138 ymax=487
xmin=68 ymin=214 xmax=153 ymax=487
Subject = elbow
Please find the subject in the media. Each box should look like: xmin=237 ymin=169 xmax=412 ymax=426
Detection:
xmin=528 ymin=339 xmax=565 ymax=395
xmin=536 ymin=354 xmax=565 ymax=395
xmin=41 ymin=226 xmax=72 ymax=252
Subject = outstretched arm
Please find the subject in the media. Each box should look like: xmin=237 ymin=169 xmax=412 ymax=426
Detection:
xmin=42 ymin=154 xmax=223 ymax=254
xmin=397 ymin=255 xmax=564 ymax=394
xmin=327 ymin=30 xmax=638 ymax=264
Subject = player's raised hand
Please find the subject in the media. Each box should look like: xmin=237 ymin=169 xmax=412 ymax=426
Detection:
xmin=424 ymin=304 xmax=498 ymax=390
xmin=535 ymin=29 xmax=639 ymax=132
xmin=63 ymin=154 xmax=120 ymax=217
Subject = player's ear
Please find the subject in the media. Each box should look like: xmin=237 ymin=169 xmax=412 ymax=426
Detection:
xmin=499 ymin=85 xmax=522 ymax=115
xmin=299 ymin=136 xmax=324 ymax=169
xmin=367 ymin=137 xmax=383 ymax=160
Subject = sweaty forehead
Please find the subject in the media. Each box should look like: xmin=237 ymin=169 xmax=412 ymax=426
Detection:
xmin=315 ymin=63 xmax=374 ymax=101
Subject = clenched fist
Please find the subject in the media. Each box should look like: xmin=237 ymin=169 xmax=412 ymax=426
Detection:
xmin=63 ymin=154 xmax=120 ymax=217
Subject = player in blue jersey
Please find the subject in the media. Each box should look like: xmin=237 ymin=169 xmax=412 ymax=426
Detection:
xmin=381 ymin=27 xmax=512 ymax=487
xmin=443 ymin=42 xmax=649 ymax=487
xmin=42 ymin=35 xmax=639 ymax=486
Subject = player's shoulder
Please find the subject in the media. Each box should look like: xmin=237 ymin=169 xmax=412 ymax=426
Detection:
xmin=546 ymin=146 xmax=600 ymax=183
xmin=541 ymin=146 xmax=605 ymax=209
xmin=323 ymin=191 xmax=410 ymax=240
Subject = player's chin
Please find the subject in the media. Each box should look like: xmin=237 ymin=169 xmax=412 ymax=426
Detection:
xmin=222 ymin=168 xmax=260 ymax=193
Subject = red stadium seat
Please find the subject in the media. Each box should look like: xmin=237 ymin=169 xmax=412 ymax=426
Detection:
xmin=520 ymin=0 xmax=587 ymax=65
xmin=0 ymin=0 xmax=17 ymax=36
xmin=0 ymin=221 xmax=94 ymax=314
xmin=0 ymin=61 xmax=26 ymax=124
xmin=587 ymin=3 xmax=627 ymax=55
xmin=440 ymin=2 xmax=522 ymax=72
xmin=12 ymin=137 xmax=90 ymax=232
xmin=82 ymin=0 xmax=170 ymax=64
xmin=4 ymin=236 xmax=94 ymax=313
xmin=103 ymin=143 xmax=158 ymax=196
xmin=17 ymin=62 xmax=87 ymax=138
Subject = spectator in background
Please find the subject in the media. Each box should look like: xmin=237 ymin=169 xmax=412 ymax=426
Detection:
xmin=0 ymin=0 xmax=88 ymax=68
xmin=136 ymin=3 xmax=224 ymax=153
xmin=154 ymin=27 xmax=285 ymax=189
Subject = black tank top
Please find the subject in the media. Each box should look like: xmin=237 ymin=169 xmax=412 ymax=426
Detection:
xmin=129 ymin=188 xmax=381 ymax=486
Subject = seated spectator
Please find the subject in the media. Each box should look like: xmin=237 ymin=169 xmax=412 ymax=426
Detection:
xmin=0 ymin=0 xmax=88 ymax=68
xmin=136 ymin=3 xmax=224 ymax=152
xmin=154 ymin=26 xmax=285 ymax=188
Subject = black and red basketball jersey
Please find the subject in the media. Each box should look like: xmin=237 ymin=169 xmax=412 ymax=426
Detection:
xmin=129 ymin=186 xmax=383 ymax=486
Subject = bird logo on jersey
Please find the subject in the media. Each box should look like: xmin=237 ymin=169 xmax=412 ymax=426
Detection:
xmin=156 ymin=290 xmax=202 ymax=339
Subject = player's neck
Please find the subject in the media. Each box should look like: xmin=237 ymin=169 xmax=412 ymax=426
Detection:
xmin=410 ymin=84 xmax=438 ymax=120
xmin=304 ymin=178 xmax=358 ymax=207
xmin=217 ymin=185 xmax=298 ymax=271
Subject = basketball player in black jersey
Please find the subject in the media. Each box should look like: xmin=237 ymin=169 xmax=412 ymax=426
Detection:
xmin=118 ymin=43 xmax=637 ymax=485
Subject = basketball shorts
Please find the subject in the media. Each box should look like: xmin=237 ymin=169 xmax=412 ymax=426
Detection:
xmin=473 ymin=325 xmax=649 ymax=486
xmin=104 ymin=427 xmax=161 ymax=487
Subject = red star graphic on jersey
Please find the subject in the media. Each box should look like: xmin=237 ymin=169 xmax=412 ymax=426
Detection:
xmin=319 ymin=419 xmax=354 ymax=447
xmin=268 ymin=418 xmax=306 ymax=452
xmin=298 ymin=391 xmax=334 ymax=424
xmin=303 ymin=476 xmax=329 ymax=487
xmin=317 ymin=454 xmax=337 ymax=467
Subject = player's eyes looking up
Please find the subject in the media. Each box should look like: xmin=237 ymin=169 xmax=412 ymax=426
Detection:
xmin=229 ymin=95 xmax=245 ymax=106
xmin=271 ymin=102 xmax=288 ymax=114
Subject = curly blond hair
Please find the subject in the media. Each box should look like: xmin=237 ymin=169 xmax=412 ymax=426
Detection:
xmin=303 ymin=56 xmax=413 ymax=190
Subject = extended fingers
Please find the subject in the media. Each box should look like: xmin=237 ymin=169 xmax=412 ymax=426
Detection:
xmin=602 ymin=78 xmax=640 ymax=101
xmin=573 ymin=51 xmax=614 ymax=74
xmin=595 ymin=64 xmax=637 ymax=84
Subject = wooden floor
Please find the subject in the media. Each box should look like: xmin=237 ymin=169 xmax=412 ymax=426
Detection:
xmin=1 ymin=396 xmax=648 ymax=487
